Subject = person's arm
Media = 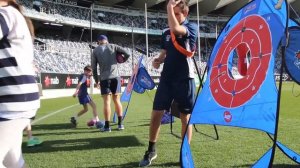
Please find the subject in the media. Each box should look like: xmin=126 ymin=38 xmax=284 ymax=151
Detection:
xmin=91 ymin=49 xmax=99 ymax=84
xmin=0 ymin=11 xmax=12 ymax=41
xmin=167 ymin=0 xmax=187 ymax=36
xmin=73 ymin=75 xmax=86 ymax=97
xmin=73 ymin=82 xmax=82 ymax=97
xmin=152 ymin=49 xmax=167 ymax=69
xmin=115 ymin=45 xmax=130 ymax=60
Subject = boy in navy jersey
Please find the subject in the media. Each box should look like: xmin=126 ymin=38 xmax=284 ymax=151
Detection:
xmin=70 ymin=65 xmax=102 ymax=128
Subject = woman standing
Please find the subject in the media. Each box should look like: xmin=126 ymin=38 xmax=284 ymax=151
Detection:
xmin=0 ymin=0 xmax=40 ymax=167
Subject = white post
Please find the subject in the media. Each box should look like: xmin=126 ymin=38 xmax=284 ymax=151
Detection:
xmin=215 ymin=16 xmax=219 ymax=39
xmin=197 ymin=0 xmax=201 ymax=66
xmin=215 ymin=23 xmax=218 ymax=39
xmin=89 ymin=3 xmax=94 ymax=95
xmin=131 ymin=21 xmax=135 ymax=74
xmin=145 ymin=2 xmax=149 ymax=69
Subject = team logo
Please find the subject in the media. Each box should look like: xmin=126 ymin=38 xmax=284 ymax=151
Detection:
xmin=65 ymin=75 xmax=79 ymax=87
xmin=293 ymin=156 xmax=297 ymax=161
xmin=86 ymin=79 xmax=90 ymax=87
xmin=140 ymin=76 xmax=152 ymax=88
xmin=44 ymin=75 xmax=59 ymax=87
xmin=224 ymin=111 xmax=232 ymax=123
xmin=66 ymin=76 xmax=72 ymax=87
xmin=294 ymin=50 xmax=300 ymax=69
xmin=44 ymin=76 xmax=51 ymax=87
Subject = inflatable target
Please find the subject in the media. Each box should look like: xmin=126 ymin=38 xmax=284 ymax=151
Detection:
xmin=210 ymin=15 xmax=272 ymax=108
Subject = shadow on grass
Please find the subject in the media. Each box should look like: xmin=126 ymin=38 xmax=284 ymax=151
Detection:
xmin=33 ymin=123 xmax=127 ymax=130
xmin=194 ymin=130 xmax=219 ymax=140
xmin=32 ymin=123 xmax=79 ymax=130
xmin=169 ymin=127 xmax=219 ymax=141
xmin=23 ymin=135 xmax=143 ymax=153
xmin=91 ymin=161 xmax=179 ymax=168
xmin=134 ymin=123 xmax=150 ymax=127
xmin=237 ymin=164 xmax=300 ymax=168
xmin=272 ymin=164 xmax=300 ymax=168
xmin=31 ymin=130 xmax=100 ymax=136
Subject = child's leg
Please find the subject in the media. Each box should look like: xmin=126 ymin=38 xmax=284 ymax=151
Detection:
xmin=25 ymin=123 xmax=43 ymax=147
xmin=76 ymin=104 xmax=88 ymax=118
xmin=0 ymin=119 xmax=30 ymax=168
xmin=25 ymin=124 xmax=32 ymax=140
xmin=89 ymin=100 xmax=99 ymax=121
xmin=102 ymin=94 xmax=111 ymax=128
xmin=112 ymin=94 xmax=123 ymax=125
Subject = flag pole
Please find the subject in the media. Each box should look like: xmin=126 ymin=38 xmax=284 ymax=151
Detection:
xmin=145 ymin=2 xmax=149 ymax=69
xmin=131 ymin=21 xmax=135 ymax=74
xmin=197 ymin=0 xmax=201 ymax=65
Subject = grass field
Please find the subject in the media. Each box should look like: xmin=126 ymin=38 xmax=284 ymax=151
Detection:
xmin=23 ymin=82 xmax=300 ymax=168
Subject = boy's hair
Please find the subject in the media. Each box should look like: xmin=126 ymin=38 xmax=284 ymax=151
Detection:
xmin=84 ymin=65 xmax=92 ymax=71
xmin=167 ymin=0 xmax=189 ymax=14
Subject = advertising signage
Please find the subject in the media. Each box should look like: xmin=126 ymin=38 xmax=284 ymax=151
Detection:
xmin=41 ymin=73 xmax=162 ymax=89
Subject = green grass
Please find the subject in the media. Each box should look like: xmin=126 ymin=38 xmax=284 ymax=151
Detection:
xmin=23 ymin=82 xmax=300 ymax=168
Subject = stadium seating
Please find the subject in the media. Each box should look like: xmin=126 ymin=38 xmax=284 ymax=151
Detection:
xmin=33 ymin=36 xmax=166 ymax=76
xmin=33 ymin=34 xmax=283 ymax=76
xmin=22 ymin=1 xmax=282 ymax=76
xmin=19 ymin=0 xmax=224 ymax=33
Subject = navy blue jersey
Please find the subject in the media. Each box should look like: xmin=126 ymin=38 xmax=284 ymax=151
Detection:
xmin=160 ymin=19 xmax=198 ymax=82
xmin=78 ymin=74 xmax=90 ymax=97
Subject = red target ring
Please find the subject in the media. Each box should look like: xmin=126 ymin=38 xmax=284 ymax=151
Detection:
xmin=210 ymin=15 xmax=272 ymax=108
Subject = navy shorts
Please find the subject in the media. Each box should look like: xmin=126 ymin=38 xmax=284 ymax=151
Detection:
xmin=153 ymin=78 xmax=195 ymax=114
xmin=78 ymin=94 xmax=92 ymax=105
xmin=100 ymin=77 xmax=121 ymax=95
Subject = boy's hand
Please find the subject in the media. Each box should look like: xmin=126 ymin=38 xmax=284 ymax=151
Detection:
xmin=167 ymin=0 xmax=181 ymax=9
xmin=72 ymin=93 xmax=77 ymax=98
xmin=96 ymin=82 xmax=101 ymax=89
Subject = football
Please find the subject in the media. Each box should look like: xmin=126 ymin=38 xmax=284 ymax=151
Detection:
xmin=116 ymin=52 xmax=129 ymax=63
xmin=87 ymin=119 xmax=96 ymax=127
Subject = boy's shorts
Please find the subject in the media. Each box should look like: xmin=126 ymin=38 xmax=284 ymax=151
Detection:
xmin=78 ymin=95 xmax=92 ymax=105
xmin=153 ymin=78 xmax=195 ymax=114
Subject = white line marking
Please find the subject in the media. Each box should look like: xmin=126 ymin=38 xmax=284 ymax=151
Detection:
xmin=32 ymin=104 xmax=79 ymax=125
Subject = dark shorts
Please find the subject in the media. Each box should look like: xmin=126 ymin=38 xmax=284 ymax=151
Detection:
xmin=153 ymin=78 xmax=195 ymax=114
xmin=100 ymin=77 xmax=121 ymax=95
xmin=0 ymin=118 xmax=10 ymax=121
xmin=78 ymin=94 xmax=92 ymax=105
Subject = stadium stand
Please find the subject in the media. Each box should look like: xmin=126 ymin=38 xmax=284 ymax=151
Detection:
xmin=19 ymin=0 xmax=224 ymax=33
xmin=33 ymin=35 xmax=166 ymax=76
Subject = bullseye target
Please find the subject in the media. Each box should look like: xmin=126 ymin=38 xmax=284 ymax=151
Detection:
xmin=210 ymin=15 xmax=272 ymax=108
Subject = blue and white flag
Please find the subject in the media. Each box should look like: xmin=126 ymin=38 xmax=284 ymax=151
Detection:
xmin=114 ymin=56 xmax=155 ymax=121
xmin=285 ymin=19 xmax=300 ymax=84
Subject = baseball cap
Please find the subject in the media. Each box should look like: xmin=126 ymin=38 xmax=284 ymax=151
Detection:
xmin=97 ymin=34 xmax=108 ymax=41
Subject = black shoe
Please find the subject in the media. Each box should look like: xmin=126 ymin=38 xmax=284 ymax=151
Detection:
xmin=139 ymin=150 xmax=157 ymax=167
xmin=70 ymin=117 xmax=77 ymax=127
